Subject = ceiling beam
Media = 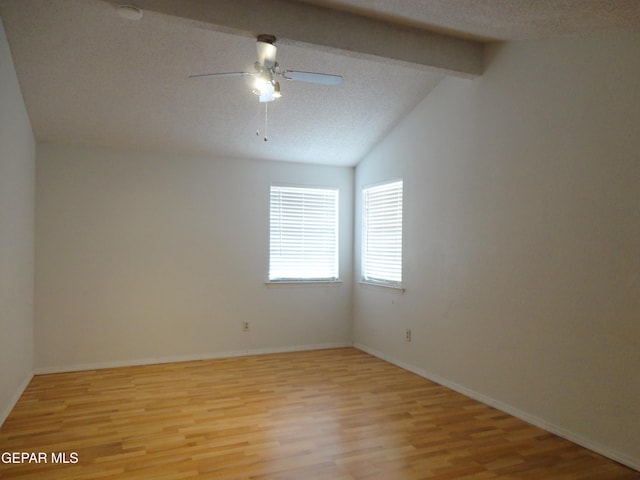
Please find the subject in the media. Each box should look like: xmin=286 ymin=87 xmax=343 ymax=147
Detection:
xmin=109 ymin=0 xmax=484 ymax=77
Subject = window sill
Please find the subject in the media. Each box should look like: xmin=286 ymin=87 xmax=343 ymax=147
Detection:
xmin=359 ymin=281 xmax=405 ymax=293
xmin=266 ymin=280 xmax=343 ymax=287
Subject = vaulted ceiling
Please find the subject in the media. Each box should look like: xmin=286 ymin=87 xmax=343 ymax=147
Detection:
xmin=1 ymin=0 xmax=638 ymax=166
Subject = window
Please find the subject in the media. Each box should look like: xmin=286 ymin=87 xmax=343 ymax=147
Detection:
xmin=269 ymin=185 xmax=339 ymax=281
xmin=362 ymin=179 xmax=403 ymax=287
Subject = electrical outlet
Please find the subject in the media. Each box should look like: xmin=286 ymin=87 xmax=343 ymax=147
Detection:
xmin=242 ymin=321 xmax=250 ymax=332
xmin=405 ymin=329 xmax=411 ymax=342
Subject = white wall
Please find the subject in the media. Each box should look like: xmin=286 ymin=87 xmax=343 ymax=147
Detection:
xmin=35 ymin=144 xmax=353 ymax=371
xmin=0 ymin=17 xmax=35 ymax=425
xmin=354 ymin=32 xmax=640 ymax=468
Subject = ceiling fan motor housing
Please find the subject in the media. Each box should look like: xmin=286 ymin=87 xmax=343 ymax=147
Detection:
xmin=256 ymin=34 xmax=277 ymax=67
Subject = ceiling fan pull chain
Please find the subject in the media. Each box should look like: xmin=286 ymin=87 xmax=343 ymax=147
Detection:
xmin=255 ymin=103 xmax=268 ymax=141
xmin=264 ymin=102 xmax=269 ymax=142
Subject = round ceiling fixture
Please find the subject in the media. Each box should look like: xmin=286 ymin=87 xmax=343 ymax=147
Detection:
xmin=116 ymin=5 xmax=143 ymax=21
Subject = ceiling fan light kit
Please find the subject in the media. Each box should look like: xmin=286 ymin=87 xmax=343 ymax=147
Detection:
xmin=252 ymin=77 xmax=281 ymax=103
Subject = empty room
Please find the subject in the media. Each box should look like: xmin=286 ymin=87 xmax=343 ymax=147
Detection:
xmin=1 ymin=0 xmax=639 ymax=478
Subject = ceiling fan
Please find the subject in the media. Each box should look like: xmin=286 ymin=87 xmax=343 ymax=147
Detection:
xmin=189 ymin=34 xmax=343 ymax=103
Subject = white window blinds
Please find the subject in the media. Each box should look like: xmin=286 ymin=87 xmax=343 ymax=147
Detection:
xmin=269 ymin=185 xmax=339 ymax=281
xmin=362 ymin=180 xmax=403 ymax=287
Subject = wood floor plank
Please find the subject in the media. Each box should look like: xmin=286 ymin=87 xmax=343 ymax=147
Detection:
xmin=0 ymin=348 xmax=638 ymax=479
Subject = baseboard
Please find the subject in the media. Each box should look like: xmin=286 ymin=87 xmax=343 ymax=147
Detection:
xmin=34 ymin=342 xmax=351 ymax=375
xmin=0 ymin=371 xmax=34 ymax=427
xmin=354 ymin=343 xmax=640 ymax=472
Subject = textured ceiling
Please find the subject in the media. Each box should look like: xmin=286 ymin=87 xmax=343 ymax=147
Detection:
xmin=298 ymin=0 xmax=640 ymax=41
xmin=1 ymin=0 xmax=638 ymax=166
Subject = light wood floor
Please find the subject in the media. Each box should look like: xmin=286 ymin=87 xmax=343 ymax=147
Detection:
xmin=1 ymin=348 xmax=638 ymax=479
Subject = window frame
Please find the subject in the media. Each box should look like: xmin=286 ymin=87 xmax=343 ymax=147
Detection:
xmin=361 ymin=179 xmax=404 ymax=289
xmin=268 ymin=183 xmax=340 ymax=283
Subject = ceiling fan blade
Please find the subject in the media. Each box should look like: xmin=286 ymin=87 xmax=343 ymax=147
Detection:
xmin=188 ymin=71 xmax=253 ymax=79
xmin=282 ymin=70 xmax=343 ymax=85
